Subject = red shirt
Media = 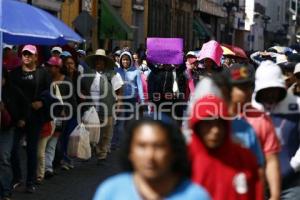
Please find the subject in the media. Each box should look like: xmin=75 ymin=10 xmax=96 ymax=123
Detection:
xmin=244 ymin=107 xmax=281 ymax=155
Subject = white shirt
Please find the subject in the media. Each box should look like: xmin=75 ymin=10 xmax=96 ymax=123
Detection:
xmin=90 ymin=72 xmax=101 ymax=111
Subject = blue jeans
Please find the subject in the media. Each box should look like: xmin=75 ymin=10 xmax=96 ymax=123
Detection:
xmin=0 ymin=128 xmax=14 ymax=197
xmin=111 ymin=99 xmax=137 ymax=148
xmin=281 ymin=185 xmax=300 ymax=200
xmin=45 ymin=136 xmax=58 ymax=173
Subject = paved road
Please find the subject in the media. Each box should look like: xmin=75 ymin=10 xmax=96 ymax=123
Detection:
xmin=13 ymin=150 xmax=121 ymax=200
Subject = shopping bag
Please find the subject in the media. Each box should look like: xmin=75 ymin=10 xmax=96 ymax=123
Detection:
xmin=67 ymin=123 xmax=91 ymax=160
xmin=82 ymin=106 xmax=101 ymax=144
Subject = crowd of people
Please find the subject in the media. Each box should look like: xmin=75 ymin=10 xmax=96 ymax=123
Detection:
xmin=1 ymin=40 xmax=300 ymax=200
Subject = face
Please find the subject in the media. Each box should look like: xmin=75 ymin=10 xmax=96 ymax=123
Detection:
xmin=231 ymin=83 xmax=253 ymax=106
xmin=258 ymin=87 xmax=283 ymax=105
xmin=195 ymin=119 xmax=226 ymax=149
xmin=115 ymin=56 xmax=120 ymax=63
xmin=65 ymin=57 xmax=76 ymax=74
xmin=121 ymin=55 xmax=131 ymax=69
xmin=95 ymin=58 xmax=105 ymax=71
xmin=129 ymin=124 xmax=174 ymax=181
xmin=47 ymin=65 xmax=60 ymax=77
xmin=52 ymin=51 xmax=60 ymax=58
xmin=133 ymin=54 xmax=139 ymax=63
xmin=22 ymin=51 xmax=37 ymax=66
xmin=295 ymin=73 xmax=300 ymax=85
xmin=187 ymin=57 xmax=197 ymax=66
xmin=204 ymin=58 xmax=214 ymax=68
xmin=284 ymin=71 xmax=295 ymax=88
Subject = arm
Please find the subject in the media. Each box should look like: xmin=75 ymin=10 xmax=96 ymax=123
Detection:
xmin=250 ymin=51 xmax=262 ymax=65
xmin=266 ymin=153 xmax=281 ymax=200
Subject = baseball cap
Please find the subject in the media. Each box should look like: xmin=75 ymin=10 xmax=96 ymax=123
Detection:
xmin=114 ymin=50 xmax=121 ymax=56
xmin=77 ymin=49 xmax=86 ymax=56
xmin=51 ymin=46 xmax=63 ymax=54
xmin=60 ymin=51 xmax=72 ymax=58
xmin=228 ymin=63 xmax=255 ymax=85
xmin=294 ymin=63 xmax=300 ymax=74
xmin=22 ymin=45 xmax=37 ymax=54
xmin=47 ymin=56 xmax=62 ymax=67
xmin=186 ymin=51 xmax=197 ymax=58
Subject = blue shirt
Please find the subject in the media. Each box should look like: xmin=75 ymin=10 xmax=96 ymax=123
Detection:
xmin=232 ymin=118 xmax=265 ymax=166
xmin=93 ymin=173 xmax=211 ymax=200
xmin=115 ymin=67 xmax=144 ymax=103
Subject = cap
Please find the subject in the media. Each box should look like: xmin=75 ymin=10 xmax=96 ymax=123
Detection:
xmin=77 ymin=49 xmax=86 ymax=56
xmin=114 ymin=50 xmax=121 ymax=56
xmin=3 ymin=44 xmax=13 ymax=50
xmin=228 ymin=63 xmax=254 ymax=85
xmin=186 ymin=51 xmax=197 ymax=58
xmin=60 ymin=51 xmax=72 ymax=58
xmin=22 ymin=45 xmax=37 ymax=54
xmin=51 ymin=46 xmax=63 ymax=54
xmin=294 ymin=63 xmax=300 ymax=74
xmin=47 ymin=56 xmax=62 ymax=67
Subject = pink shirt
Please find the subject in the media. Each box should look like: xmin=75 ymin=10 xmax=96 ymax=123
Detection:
xmin=244 ymin=107 xmax=281 ymax=155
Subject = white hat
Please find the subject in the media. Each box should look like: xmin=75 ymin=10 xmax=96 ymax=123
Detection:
xmin=51 ymin=46 xmax=63 ymax=54
xmin=276 ymin=54 xmax=288 ymax=65
xmin=85 ymin=49 xmax=115 ymax=69
xmin=254 ymin=61 xmax=287 ymax=103
xmin=186 ymin=51 xmax=197 ymax=57
xmin=255 ymin=61 xmax=286 ymax=93
xmin=3 ymin=44 xmax=13 ymax=49
xmin=294 ymin=63 xmax=300 ymax=74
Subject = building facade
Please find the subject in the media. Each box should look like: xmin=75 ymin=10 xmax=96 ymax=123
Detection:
xmin=244 ymin=0 xmax=290 ymax=51
xmin=148 ymin=0 xmax=195 ymax=50
xmin=194 ymin=0 xmax=226 ymax=46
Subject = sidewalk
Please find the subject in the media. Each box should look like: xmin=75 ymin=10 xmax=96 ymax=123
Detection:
xmin=13 ymin=150 xmax=121 ymax=200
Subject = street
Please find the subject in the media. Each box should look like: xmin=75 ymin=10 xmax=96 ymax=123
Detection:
xmin=12 ymin=150 xmax=121 ymax=200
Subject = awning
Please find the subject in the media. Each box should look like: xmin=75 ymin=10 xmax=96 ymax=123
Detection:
xmin=100 ymin=0 xmax=133 ymax=40
xmin=193 ymin=17 xmax=213 ymax=40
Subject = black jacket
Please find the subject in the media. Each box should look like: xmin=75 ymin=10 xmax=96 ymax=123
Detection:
xmin=2 ymin=83 xmax=30 ymax=129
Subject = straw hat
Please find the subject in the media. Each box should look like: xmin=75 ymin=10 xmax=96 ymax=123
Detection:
xmin=85 ymin=49 xmax=115 ymax=69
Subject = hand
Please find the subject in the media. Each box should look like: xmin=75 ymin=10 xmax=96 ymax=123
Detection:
xmin=17 ymin=120 xmax=26 ymax=128
xmin=32 ymin=101 xmax=43 ymax=110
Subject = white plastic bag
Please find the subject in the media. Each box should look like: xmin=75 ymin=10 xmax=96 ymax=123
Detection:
xmin=82 ymin=106 xmax=101 ymax=144
xmin=67 ymin=123 xmax=91 ymax=160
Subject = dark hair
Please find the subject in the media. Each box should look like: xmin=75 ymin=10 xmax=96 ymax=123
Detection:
xmin=119 ymin=114 xmax=190 ymax=177
xmin=61 ymin=56 xmax=79 ymax=76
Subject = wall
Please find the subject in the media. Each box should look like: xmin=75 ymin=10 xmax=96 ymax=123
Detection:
xmin=61 ymin=0 xmax=80 ymax=28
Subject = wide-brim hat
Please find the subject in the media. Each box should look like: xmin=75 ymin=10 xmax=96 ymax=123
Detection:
xmin=85 ymin=49 xmax=115 ymax=69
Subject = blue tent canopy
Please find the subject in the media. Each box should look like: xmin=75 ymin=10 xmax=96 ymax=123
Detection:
xmin=0 ymin=0 xmax=82 ymax=45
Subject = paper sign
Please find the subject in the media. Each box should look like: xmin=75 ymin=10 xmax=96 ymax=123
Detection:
xmin=146 ymin=38 xmax=183 ymax=64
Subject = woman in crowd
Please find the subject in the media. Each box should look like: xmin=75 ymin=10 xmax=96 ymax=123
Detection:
xmin=0 ymin=69 xmax=29 ymax=200
xmin=10 ymin=45 xmax=51 ymax=193
xmin=93 ymin=114 xmax=211 ymax=200
xmin=188 ymin=94 xmax=263 ymax=200
xmin=58 ymin=54 xmax=80 ymax=170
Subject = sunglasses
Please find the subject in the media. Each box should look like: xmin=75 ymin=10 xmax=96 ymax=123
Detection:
xmin=295 ymin=73 xmax=300 ymax=79
xmin=22 ymin=51 xmax=34 ymax=56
